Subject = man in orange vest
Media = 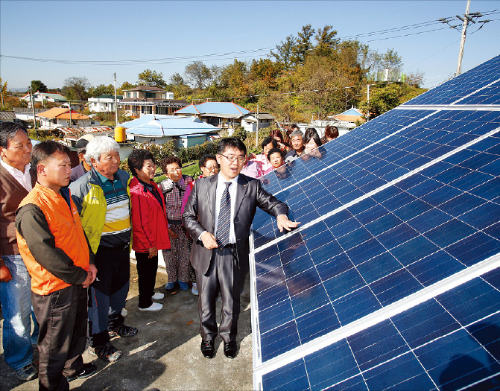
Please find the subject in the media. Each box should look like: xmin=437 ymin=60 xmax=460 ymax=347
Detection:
xmin=16 ymin=141 xmax=97 ymax=391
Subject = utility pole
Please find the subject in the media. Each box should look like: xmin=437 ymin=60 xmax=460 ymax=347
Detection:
xmin=255 ymin=105 xmax=259 ymax=149
xmin=456 ymin=0 xmax=471 ymax=76
xmin=440 ymin=0 xmax=491 ymax=77
xmin=114 ymin=72 xmax=118 ymax=127
xmin=29 ymin=86 xmax=37 ymax=130
xmin=366 ymin=84 xmax=375 ymax=122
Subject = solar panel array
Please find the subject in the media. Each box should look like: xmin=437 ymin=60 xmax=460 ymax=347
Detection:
xmin=250 ymin=54 xmax=500 ymax=390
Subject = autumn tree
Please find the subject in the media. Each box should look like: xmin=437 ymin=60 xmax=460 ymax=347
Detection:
xmin=271 ymin=35 xmax=296 ymax=70
xmin=314 ymin=25 xmax=339 ymax=57
xmin=62 ymin=77 xmax=90 ymax=101
xmin=0 ymin=78 xmax=8 ymax=109
xmin=137 ymin=69 xmax=167 ymax=88
xmin=291 ymin=24 xmax=315 ymax=66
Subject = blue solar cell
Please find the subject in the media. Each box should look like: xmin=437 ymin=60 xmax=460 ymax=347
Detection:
xmin=370 ymin=269 xmax=423 ymax=305
xmin=305 ymin=341 xmax=359 ymax=389
xmin=258 ymin=297 xmax=294 ymax=334
xmin=262 ymin=360 xmax=310 ymax=391
xmin=296 ymin=304 xmax=340 ymax=344
xmin=333 ymin=287 xmax=382 ymax=325
xmin=260 ymin=321 xmax=300 ymax=362
xmin=356 ymin=252 xmax=402 ymax=284
xmin=407 ymin=250 xmax=465 ymax=286
xmin=425 ymin=219 xmax=476 ymax=248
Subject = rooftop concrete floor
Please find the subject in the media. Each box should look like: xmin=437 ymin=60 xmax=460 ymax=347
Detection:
xmin=0 ymin=264 xmax=254 ymax=391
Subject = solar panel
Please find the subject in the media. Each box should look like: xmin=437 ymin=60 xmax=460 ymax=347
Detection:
xmin=250 ymin=54 xmax=500 ymax=390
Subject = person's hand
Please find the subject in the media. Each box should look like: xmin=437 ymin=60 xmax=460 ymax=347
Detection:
xmin=276 ymin=215 xmax=300 ymax=232
xmin=200 ymin=232 xmax=218 ymax=250
xmin=148 ymin=246 xmax=158 ymax=258
xmin=247 ymin=153 xmax=257 ymax=160
xmin=88 ymin=264 xmax=97 ymax=285
xmin=168 ymin=228 xmax=178 ymax=239
xmin=0 ymin=265 xmax=12 ymax=283
xmin=82 ymin=271 xmax=93 ymax=288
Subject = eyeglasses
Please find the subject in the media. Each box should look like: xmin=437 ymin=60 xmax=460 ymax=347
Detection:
xmin=167 ymin=168 xmax=182 ymax=173
xmin=219 ymin=154 xmax=246 ymax=163
xmin=203 ymin=166 xmax=219 ymax=171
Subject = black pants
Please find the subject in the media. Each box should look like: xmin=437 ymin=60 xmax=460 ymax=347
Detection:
xmin=32 ymin=285 xmax=87 ymax=391
xmin=197 ymin=247 xmax=245 ymax=343
xmin=136 ymin=252 xmax=159 ymax=308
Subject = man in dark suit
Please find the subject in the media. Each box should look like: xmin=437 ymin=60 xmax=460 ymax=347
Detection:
xmin=183 ymin=138 xmax=299 ymax=359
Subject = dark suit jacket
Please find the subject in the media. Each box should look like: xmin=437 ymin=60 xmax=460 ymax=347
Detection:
xmin=183 ymin=173 xmax=288 ymax=276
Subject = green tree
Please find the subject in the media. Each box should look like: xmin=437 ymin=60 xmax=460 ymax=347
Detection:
xmin=30 ymin=80 xmax=48 ymax=93
xmin=62 ymin=76 xmax=90 ymax=101
xmin=185 ymin=61 xmax=212 ymax=89
xmin=137 ymin=69 xmax=167 ymax=88
xmin=291 ymin=24 xmax=315 ymax=66
xmin=271 ymin=35 xmax=296 ymax=70
xmin=88 ymin=84 xmax=114 ymax=97
xmin=118 ymin=81 xmax=136 ymax=95
xmin=314 ymin=25 xmax=339 ymax=56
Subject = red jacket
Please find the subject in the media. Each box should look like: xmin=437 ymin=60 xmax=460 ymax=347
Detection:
xmin=129 ymin=177 xmax=170 ymax=253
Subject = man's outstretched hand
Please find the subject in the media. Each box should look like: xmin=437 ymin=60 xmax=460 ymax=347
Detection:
xmin=276 ymin=215 xmax=300 ymax=232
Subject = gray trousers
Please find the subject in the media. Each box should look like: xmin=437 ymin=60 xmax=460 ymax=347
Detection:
xmin=197 ymin=246 xmax=245 ymax=343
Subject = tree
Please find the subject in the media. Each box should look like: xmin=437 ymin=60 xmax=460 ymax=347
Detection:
xmin=291 ymin=25 xmax=315 ymax=66
xmin=314 ymin=25 xmax=339 ymax=56
xmin=30 ymin=80 xmax=48 ymax=93
xmin=170 ymin=73 xmax=185 ymax=87
xmin=137 ymin=69 xmax=167 ymax=88
xmin=118 ymin=81 xmax=136 ymax=95
xmin=88 ymin=84 xmax=114 ymax=97
xmin=62 ymin=77 xmax=90 ymax=101
xmin=185 ymin=61 xmax=212 ymax=89
xmin=271 ymin=35 xmax=296 ymax=70
xmin=0 ymin=78 xmax=8 ymax=109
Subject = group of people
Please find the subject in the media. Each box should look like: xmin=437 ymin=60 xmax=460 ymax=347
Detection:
xmin=239 ymin=125 xmax=339 ymax=177
xmin=0 ymin=120 xmax=300 ymax=390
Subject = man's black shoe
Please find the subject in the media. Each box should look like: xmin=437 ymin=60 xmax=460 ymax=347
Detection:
xmin=201 ymin=340 xmax=215 ymax=358
xmin=66 ymin=363 xmax=97 ymax=382
xmin=224 ymin=341 xmax=238 ymax=359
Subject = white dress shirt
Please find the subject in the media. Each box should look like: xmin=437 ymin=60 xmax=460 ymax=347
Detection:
xmin=214 ymin=174 xmax=238 ymax=244
xmin=0 ymin=160 xmax=32 ymax=191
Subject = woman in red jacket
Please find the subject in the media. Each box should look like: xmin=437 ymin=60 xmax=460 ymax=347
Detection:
xmin=128 ymin=149 xmax=170 ymax=311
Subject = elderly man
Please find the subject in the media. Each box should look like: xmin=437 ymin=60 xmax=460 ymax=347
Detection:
xmin=70 ymin=136 xmax=137 ymax=363
xmin=0 ymin=122 xmax=38 ymax=381
xmin=16 ymin=141 xmax=97 ymax=390
xmin=285 ymin=129 xmax=306 ymax=163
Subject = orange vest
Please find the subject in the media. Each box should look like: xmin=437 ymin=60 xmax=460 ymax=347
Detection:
xmin=17 ymin=184 xmax=90 ymax=295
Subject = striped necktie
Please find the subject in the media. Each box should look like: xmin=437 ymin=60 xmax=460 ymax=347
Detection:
xmin=216 ymin=182 xmax=232 ymax=247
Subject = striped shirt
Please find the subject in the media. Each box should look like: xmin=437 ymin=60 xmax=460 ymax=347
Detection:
xmin=96 ymin=171 xmax=131 ymax=247
xmin=160 ymin=175 xmax=193 ymax=223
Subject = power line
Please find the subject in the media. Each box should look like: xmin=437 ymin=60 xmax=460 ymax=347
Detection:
xmin=1 ymin=10 xmax=497 ymax=67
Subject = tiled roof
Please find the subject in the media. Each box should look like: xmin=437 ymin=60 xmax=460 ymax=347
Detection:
xmin=37 ymin=108 xmax=89 ymax=120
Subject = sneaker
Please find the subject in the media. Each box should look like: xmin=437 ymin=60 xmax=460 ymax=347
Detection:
xmin=178 ymin=281 xmax=189 ymax=291
xmin=66 ymin=363 xmax=97 ymax=382
xmin=109 ymin=323 xmax=138 ymax=338
xmin=15 ymin=363 xmax=38 ymax=381
xmin=191 ymin=283 xmax=199 ymax=296
xmin=89 ymin=342 xmax=122 ymax=362
xmin=152 ymin=292 xmax=164 ymax=300
xmin=139 ymin=302 xmax=163 ymax=311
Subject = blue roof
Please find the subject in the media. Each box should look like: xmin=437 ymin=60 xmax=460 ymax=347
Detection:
xmin=340 ymin=107 xmax=363 ymax=116
xmin=175 ymin=102 xmax=250 ymax=117
xmin=119 ymin=115 xmax=218 ymax=137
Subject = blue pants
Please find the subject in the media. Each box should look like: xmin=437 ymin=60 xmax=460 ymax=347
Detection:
xmin=0 ymin=255 xmax=38 ymax=371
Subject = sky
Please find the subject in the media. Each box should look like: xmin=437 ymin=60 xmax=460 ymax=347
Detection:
xmin=1 ymin=0 xmax=499 ymax=91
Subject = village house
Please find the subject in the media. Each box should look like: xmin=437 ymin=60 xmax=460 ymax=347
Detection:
xmin=175 ymin=101 xmax=274 ymax=132
xmin=21 ymin=91 xmax=68 ymax=107
xmin=88 ymin=94 xmax=123 ymax=112
xmin=36 ymin=107 xmax=92 ymax=129
xmin=119 ymin=114 xmax=218 ymax=147
xmin=118 ymin=85 xmax=187 ymax=116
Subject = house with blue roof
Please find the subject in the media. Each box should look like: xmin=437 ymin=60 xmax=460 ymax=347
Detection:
xmin=119 ymin=114 xmax=219 ymax=147
xmin=175 ymin=101 xmax=250 ymax=129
